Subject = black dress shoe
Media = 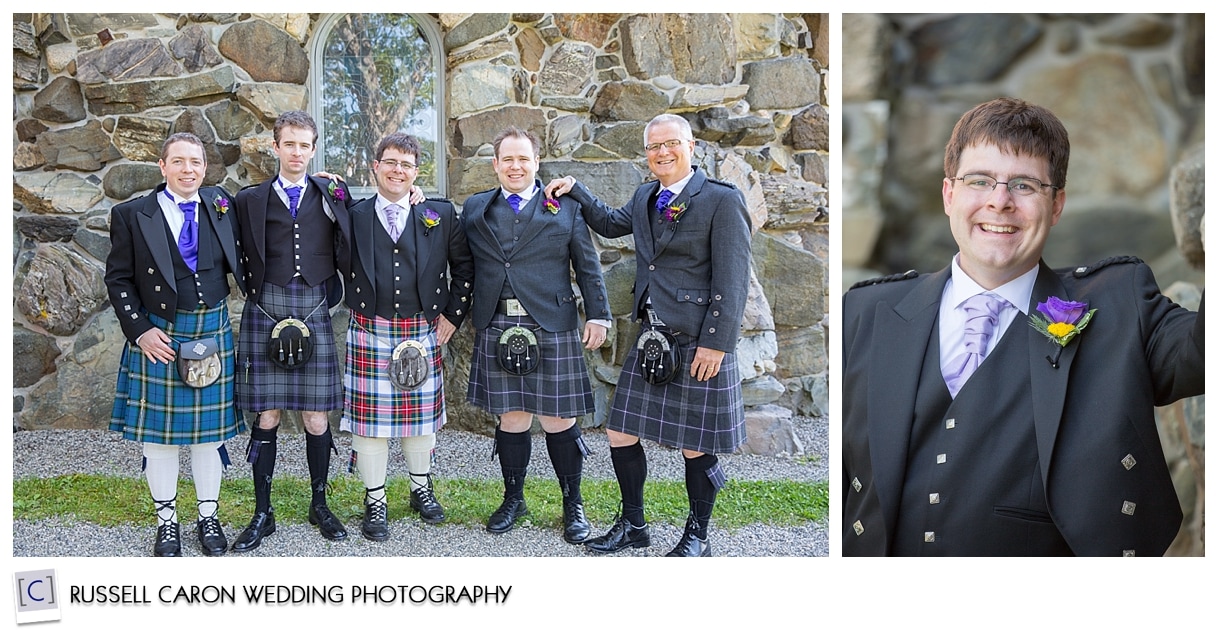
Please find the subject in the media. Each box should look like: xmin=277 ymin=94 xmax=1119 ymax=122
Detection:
xmin=230 ymin=511 xmax=275 ymax=553
xmin=486 ymin=496 xmax=528 ymax=534
xmin=153 ymin=522 xmax=181 ymax=557
xmin=584 ymin=516 xmax=650 ymax=553
xmin=197 ymin=516 xmax=227 ymax=556
xmin=561 ymin=501 xmax=591 ymax=544
xmin=409 ymin=484 xmax=446 ymax=524
xmin=308 ymin=503 xmax=348 ymax=541
xmin=362 ymin=494 xmax=390 ymax=542
xmin=665 ymin=530 xmax=712 ymax=557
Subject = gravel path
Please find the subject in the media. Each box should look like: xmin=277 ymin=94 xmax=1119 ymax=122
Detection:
xmin=13 ymin=417 xmax=828 ymax=557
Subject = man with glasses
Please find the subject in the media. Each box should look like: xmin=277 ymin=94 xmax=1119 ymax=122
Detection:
xmin=335 ymin=132 xmax=473 ymax=541
xmin=546 ymin=113 xmax=753 ymax=556
xmin=841 ymin=97 xmax=1204 ymax=556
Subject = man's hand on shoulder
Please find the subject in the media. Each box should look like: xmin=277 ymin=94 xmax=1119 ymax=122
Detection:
xmin=544 ymin=176 xmax=576 ymax=198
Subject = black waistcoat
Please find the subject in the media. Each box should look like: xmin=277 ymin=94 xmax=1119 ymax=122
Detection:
xmin=893 ymin=316 xmax=1072 ymax=556
xmin=164 ymin=214 xmax=230 ymax=309
xmin=372 ymin=215 xmax=423 ymax=319
xmin=264 ymin=183 xmax=335 ymax=288
xmin=486 ymin=193 xmax=536 ymax=300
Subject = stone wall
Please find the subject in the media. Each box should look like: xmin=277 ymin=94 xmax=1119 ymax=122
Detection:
xmin=12 ymin=13 xmax=830 ymax=459
xmin=843 ymin=13 xmax=1204 ymax=555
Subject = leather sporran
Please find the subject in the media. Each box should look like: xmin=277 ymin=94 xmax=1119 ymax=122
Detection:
xmin=497 ymin=326 xmax=540 ymax=375
xmin=268 ymin=317 xmax=314 ymax=370
xmin=637 ymin=329 xmax=682 ymax=386
xmin=388 ymin=340 xmax=429 ymax=390
xmin=177 ymin=337 xmax=222 ymax=388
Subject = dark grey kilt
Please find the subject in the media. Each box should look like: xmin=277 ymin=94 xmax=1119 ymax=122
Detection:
xmin=467 ymin=313 xmax=595 ymax=418
xmin=608 ymin=330 xmax=745 ymax=454
xmin=235 ymin=276 xmax=342 ymax=412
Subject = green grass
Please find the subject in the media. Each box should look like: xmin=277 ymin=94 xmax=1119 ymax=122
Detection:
xmin=14 ymin=475 xmax=827 ymax=531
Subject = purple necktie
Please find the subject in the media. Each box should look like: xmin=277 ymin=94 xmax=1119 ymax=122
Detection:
xmin=282 ymin=180 xmax=302 ymax=218
xmin=169 ymin=193 xmax=198 ymax=272
xmin=508 ymin=194 xmax=523 ymax=214
xmin=655 ymin=188 xmax=674 ymax=211
xmin=385 ymin=203 xmax=403 ymax=242
xmin=942 ymin=293 xmax=1007 ymax=397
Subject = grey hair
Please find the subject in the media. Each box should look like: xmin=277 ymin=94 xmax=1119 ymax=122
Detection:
xmin=644 ymin=114 xmax=693 ymax=141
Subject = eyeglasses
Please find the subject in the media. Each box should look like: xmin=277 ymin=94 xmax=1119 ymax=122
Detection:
xmin=378 ymin=159 xmax=417 ymax=171
xmin=644 ymin=138 xmax=691 ymax=153
xmin=952 ymin=174 xmax=1058 ymax=196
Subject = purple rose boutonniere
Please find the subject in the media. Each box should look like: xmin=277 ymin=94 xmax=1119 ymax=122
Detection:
xmin=545 ymin=198 xmax=561 ymax=214
xmin=327 ymin=180 xmax=346 ymax=202
xmin=213 ymin=195 xmax=229 ymax=217
xmin=420 ymin=208 xmax=441 ymax=236
xmin=1030 ymin=296 xmax=1096 ymax=368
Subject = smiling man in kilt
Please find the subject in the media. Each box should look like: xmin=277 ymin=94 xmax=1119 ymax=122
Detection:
xmin=546 ymin=114 xmax=752 ymax=556
xmin=461 ymin=127 xmax=611 ymax=544
xmin=106 ymin=132 xmax=247 ymax=557
xmin=335 ymin=132 xmax=474 ymax=541
xmin=230 ymin=111 xmax=355 ymax=550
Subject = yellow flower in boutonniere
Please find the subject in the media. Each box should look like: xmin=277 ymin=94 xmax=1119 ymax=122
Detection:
xmin=545 ymin=198 xmax=561 ymax=214
xmin=420 ymin=207 xmax=441 ymax=236
xmin=662 ymin=202 xmax=688 ymax=223
xmin=213 ymin=195 xmax=229 ymax=216
xmin=1030 ymin=296 xmax=1096 ymax=347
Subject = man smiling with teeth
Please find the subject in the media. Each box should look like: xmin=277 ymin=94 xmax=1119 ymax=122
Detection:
xmin=842 ymin=97 xmax=1204 ymax=556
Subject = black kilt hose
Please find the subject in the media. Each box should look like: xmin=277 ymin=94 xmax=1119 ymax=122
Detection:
xmin=235 ymin=276 xmax=342 ymax=412
xmin=609 ymin=329 xmax=744 ymax=454
xmin=467 ymin=313 xmax=595 ymax=418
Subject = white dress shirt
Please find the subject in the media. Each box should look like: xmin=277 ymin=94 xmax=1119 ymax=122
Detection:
xmin=938 ymin=255 xmax=1038 ymax=377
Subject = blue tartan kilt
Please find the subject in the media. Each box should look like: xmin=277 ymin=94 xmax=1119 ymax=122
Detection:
xmin=110 ymin=302 xmax=244 ymax=445
xmin=608 ymin=330 xmax=745 ymax=454
xmin=467 ymin=313 xmax=595 ymax=419
xmin=235 ymin=276 xmax=342 ymax=412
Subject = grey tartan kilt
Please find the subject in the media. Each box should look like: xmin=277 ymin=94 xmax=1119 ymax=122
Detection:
xmin=608 ymin=330 xmax=745 ymax=454
xmin=235 ymin=276 xmax=342 ymax=412
xmin=467 ymin=313 xmax=595 ymax=418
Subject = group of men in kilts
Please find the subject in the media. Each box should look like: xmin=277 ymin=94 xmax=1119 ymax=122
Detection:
xmin=107 ymin=110 xmax=751 ymax=557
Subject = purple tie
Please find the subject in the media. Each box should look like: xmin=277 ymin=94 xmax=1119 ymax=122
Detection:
xmin=655 ymin=188 xmax=674 ymax=211
xmin=942 ymin=293 xmax=1007 ymax=397
xmin=169 ymin=193 xmax=198 ymax=272
xmin=282 ymin=180 xmax=302 ymax=218
xmin=508 ymin=194 xmax=523 ymax=214
xmin=385 ymin=203 xmax=402 ymax=242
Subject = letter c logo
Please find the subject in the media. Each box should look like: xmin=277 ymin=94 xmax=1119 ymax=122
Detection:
xmin=26 ymin=579 xmax=45 ymax=602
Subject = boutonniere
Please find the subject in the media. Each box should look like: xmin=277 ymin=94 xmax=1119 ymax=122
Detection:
xmin=544 ymin=198 xmax=561 ymax=214
xmin=662 ymin=202 xmax=687 ymax=224
xmin=1030 ymin=296 xmax=1096 ymax=367
xmin=213 ymin=195 xmax=229 ymax=217
xmin=327 ymin=179 xmax=346 ymax=202
xmin=420 ymin=207 xmax=441 ymax=235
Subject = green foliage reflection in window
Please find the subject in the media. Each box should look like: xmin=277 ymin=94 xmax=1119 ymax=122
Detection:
xmin=321 ymin=14 xmax=438 ymax=190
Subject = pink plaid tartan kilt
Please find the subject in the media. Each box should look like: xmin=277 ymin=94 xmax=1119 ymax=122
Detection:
xmin=341 ymin=311 xmax=445 ymax=438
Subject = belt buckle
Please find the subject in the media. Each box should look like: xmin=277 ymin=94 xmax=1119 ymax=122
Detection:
xmin=646 ymin=308 xmax=666 ymax=327
xmin=505 ymin=298 xmax=529 ymax=317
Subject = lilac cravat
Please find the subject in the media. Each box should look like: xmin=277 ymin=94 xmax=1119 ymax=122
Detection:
xmin=942 ymin=293 xmax=1007 ymax=398
xmin=167 ymin=192 xmax=198 ymax=272
xmin=282 ymin=180 xmax=302 ymax=218
xmin=655 ymin=188 xmax=674 ymax=211
xmin=508 ymin=193 xmax=523 ymax=214
xmin=385 ymin=203 xmax=403 ymax=242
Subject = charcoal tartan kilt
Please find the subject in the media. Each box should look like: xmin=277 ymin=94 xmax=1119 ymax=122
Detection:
xmin=235 ymin=277 xmax=342 ymax=412
xmin=341 ymin=311 xmax=445 ymax=438
xmin=609 ymin=329 xmax=745 ymax=454
xmin=110 ymin=302 xmax=245 ymax=445
xmin=467 ymin=313 xmax=595 ymax=418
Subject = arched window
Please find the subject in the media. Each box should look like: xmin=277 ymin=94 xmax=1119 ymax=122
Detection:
xmin=311 ymin=14 xmax=445 ymax=197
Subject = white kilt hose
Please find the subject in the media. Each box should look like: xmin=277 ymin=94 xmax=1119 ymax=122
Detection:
xmin=235 ymin=276 xmax=342 ymax=412
xmin=467 ymin=312 xmax=596 ymax=418
xmin=342 ymin=311 xmax=446 ymax=438
xmin=609 ymin=329 xmax=745 ymax=454
xmin=110 ymin=302 xmax=244 ymax=445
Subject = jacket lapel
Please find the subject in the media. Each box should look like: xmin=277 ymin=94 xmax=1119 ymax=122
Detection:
xmin=1027 ymin=260 xmax=1078 ymax=487
xmin=136 ymin=186 xmax=176 ymax=293
xmin=513 ymin=184 xmax=551 ymax=252
xmin=467 ymin=192 xmax=507 ymax=261
xmin=248 ymin=180 xmax=272 ymax=269
xmin=354 ymin=199 xmax=377 ymax=284
xmin=653 ymin=169 xmax=705 ymax=258
xmin=635 ymin=180 xmax=662 ymax=263
xmin=867 ymin=266 xmax=949 ymax=530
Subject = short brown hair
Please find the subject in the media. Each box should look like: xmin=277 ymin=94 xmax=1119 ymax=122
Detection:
xmin=160 ymin=132 xmax=206 ymax=162
xmin=492 ymin=127 xmax=540 ymax=159
xmin=375 ymin=132 xmax=421 ymax=162
xmin=273 ymin=110 xmax=318 ymax=145
xmin=944 ymin=97 xmax=1070 ymax=189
